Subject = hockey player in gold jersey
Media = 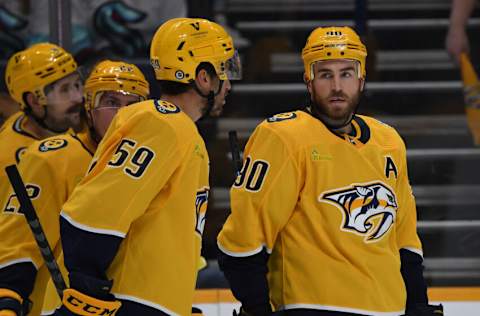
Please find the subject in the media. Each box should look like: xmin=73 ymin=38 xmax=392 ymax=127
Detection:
xmin=0 ymin=43 xmax=82 ymax=169
xmin=0 ymin=60 xmax=149 ymax=316
xmin=0 ymin=43 xmax=82 ymax=316
xmin=218 ymin=27 xmax=443 ymax=316
xmin=54 ymin=18 xmax=241 ymax=316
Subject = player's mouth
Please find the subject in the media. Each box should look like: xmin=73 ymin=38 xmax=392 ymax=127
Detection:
xmin=328 ymin=97 xmax=347 ymax=105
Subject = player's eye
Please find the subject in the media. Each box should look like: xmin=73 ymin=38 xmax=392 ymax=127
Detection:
xmin=318 ymin=72 xmax=332 ymax=79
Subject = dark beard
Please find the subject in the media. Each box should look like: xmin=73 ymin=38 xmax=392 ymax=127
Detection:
xmin=309 ymin=88 xmax=361 ymax=129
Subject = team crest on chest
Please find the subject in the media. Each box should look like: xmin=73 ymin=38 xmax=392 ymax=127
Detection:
xmin=39 ymin=139 xmax=67 ymax=152
xmin=319 ymin=182 xmax=398 ymax=242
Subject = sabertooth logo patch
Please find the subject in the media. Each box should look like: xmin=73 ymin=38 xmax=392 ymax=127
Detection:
xmin=320 ymin=182 xmax=398 ymax=242
xmin=195 ymin=188 xmax=209 ymax=235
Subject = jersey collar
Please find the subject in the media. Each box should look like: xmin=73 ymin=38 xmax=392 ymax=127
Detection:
xmin=325 ymin=115 xmax=371 ymax=146
xmin=12 ymin=112 xmax=42 ymax=140
xmin=69 ymin=128 xmax=97 ymax=156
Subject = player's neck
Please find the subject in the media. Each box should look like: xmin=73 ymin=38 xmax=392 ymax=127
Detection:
xmin=23 ymin=114 xmax=57 ymax=139
xmin=333 ymin=123 xmax=353 ymax=135
xmin=161 ymin=93 xmax=203 ymax=122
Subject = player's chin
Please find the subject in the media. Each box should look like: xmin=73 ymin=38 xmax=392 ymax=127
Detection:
xmin=68 ymin=113 xmax=82 ymax=128
xmin=209 ymin=105 xmax=224 ymax=117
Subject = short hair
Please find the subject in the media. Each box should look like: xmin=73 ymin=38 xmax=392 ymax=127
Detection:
xmin=159 ymin=62 xmax=217 ymax=96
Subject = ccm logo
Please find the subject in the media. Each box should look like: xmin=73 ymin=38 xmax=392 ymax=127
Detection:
xmin=66 ymin=295 xmax=119 ymax=315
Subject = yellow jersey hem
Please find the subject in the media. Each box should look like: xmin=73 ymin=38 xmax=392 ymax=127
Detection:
xmin=60 ymin=211 xmax=126 ymax=238
xmin=40 ymin=309 xmax=55 ymax=315
xmin=217 ymin=241 xmax=271 ymax=257
xmin=401 ymin=247 xmax=423 ymax=257
xmin=0 ymin=257 xmax=38 ymax=270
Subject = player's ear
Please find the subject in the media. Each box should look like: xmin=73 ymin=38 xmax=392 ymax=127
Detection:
xmin=304 ymin=73 xmax=313 ymax=94
xmin=196 ymin=68 xmax=210 ymax=84
xmin=195 ymin=69 xmax=210 ymax=92
xmin=25 ymin=92 xmax=43 ymax=114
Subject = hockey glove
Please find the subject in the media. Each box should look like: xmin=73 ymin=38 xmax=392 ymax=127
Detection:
xmin=0 ymin=288 xmax=31 ymax=316
xmin=405 ymin=303 xmax=444 ymax=316
xmin=233 ymin=305 xmax=272 ymax=316
xmin=58 ymin=288 xmax=121 ymax=316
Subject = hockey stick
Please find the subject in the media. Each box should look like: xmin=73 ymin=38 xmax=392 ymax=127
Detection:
xmin=460 ymin=53 xmax=480 ymax=145
xmin=5 ymin=164 xmax=66 ymax=299
xmin=228 ymin=130 xmax=243 ymax=177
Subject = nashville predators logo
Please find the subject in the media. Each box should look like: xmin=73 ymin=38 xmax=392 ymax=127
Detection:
xmin=195 ymin=188 xmax=209 ymax=235
xmin=39 ymin=139 xmax=67 ymax=152
xmin=267 ymin=112 xmax=297 ymax=123
xmin=320 ymin=182 xmax=398 ymax=242
xmin=154 ymin=100 xmax=180 ymax=114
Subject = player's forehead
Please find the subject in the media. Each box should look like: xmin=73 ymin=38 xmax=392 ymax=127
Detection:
xmin=97 ymin=90 xmax=142 ymax=107
xmin=99 ymin=90 xmax=139 ymax=100
xmin=313 ymin=59 xmax=358 ymax=72
xmin=50 ymin=72 xmax=81 ymax=88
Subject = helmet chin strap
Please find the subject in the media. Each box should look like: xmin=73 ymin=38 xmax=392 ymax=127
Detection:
xmin=194 ymin=80 xmax=224 ymax=119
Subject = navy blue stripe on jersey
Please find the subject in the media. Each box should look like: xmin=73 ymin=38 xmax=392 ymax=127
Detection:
xmin=12 ymin=114 xmax=38 ymax=140
xmin=0 ymin=261 xmax=36 ymax=300
xmin=353 ymin=116 xmax=371 ymax=144
xmin=400 ymin=248 xmax=428 ymax=309
xmin=70 ymin=133 xmax=94 ymax=156
xmin=60 ymin=216 xmax=122 ymax=298
xmin=218 ymin=249 xmax=272 ymax=316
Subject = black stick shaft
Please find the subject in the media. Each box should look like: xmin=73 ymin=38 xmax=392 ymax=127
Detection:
xmin=228 ymin=130 xmax=242 ymax=177
xmin=5 ymin=165 xmax=66 ymax=298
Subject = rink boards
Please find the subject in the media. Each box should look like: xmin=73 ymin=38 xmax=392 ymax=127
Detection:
xmin=192 ymin=287 xmax=480 ymax=316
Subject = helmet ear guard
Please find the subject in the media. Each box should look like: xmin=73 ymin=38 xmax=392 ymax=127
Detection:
xmin=5 ymin=42 xmax=78 ymax=109
xmin=302 ymin=26 xmax=367 ymax=81
xmin=150 ymin=17 xmax=242 ymax=84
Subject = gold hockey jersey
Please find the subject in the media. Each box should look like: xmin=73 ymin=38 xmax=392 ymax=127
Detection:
xmin=218 ymin=111 xmax=422 ymax=316
xmin=60 ymin=100 xmax=209 ymax=316
xmin=0 ymin=112 xmax=41 ymax=315
xmin=0 ymin=112 xmax=42 ymax=167
xmin=0 ymin=128 xmax=95 ymax=315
